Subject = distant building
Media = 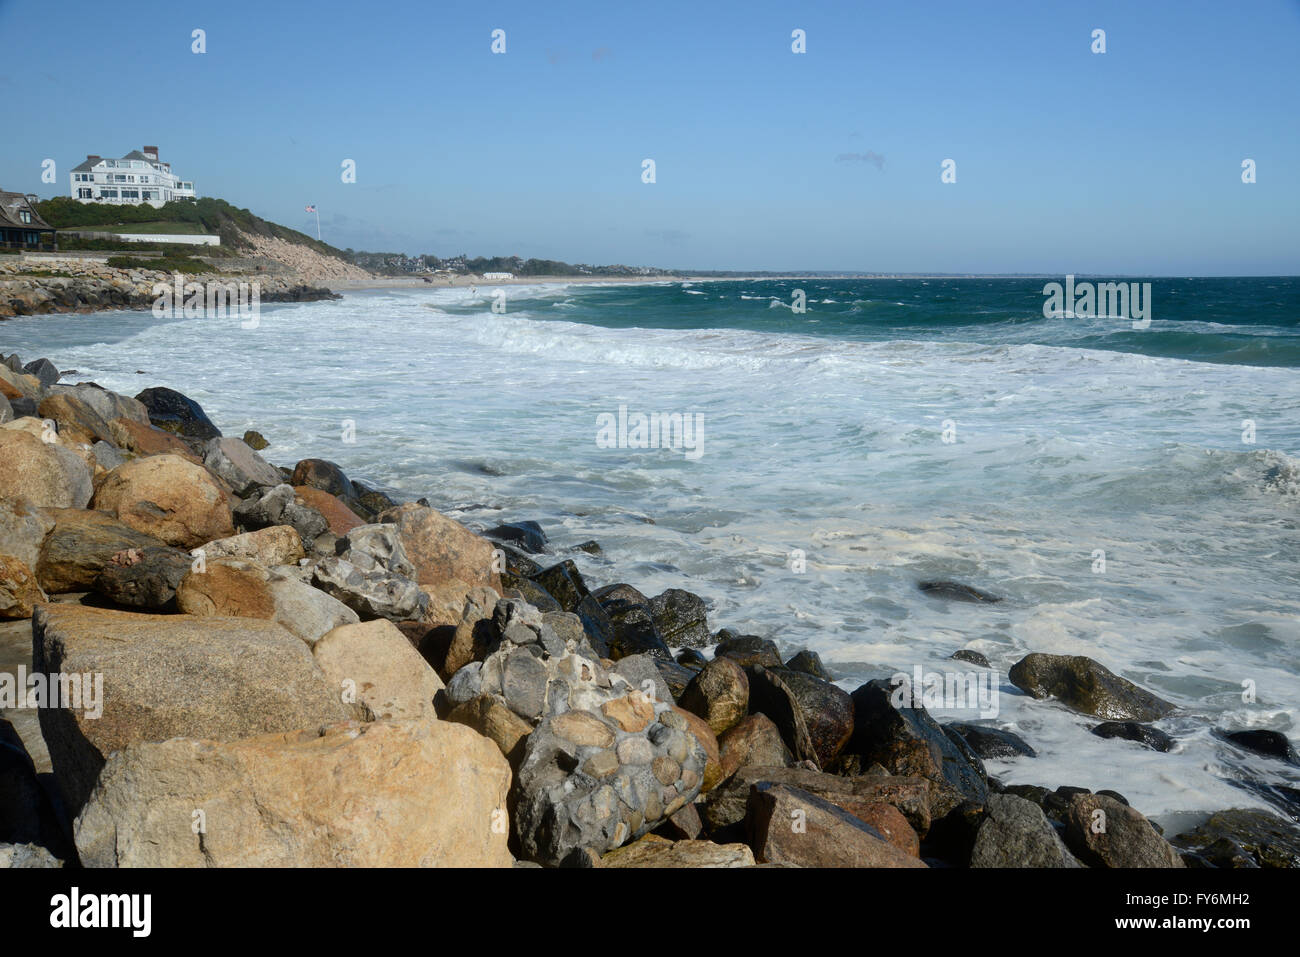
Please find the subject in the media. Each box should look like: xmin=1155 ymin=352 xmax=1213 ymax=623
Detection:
xmin=0 ymin=190 xmax=56 ymax=249
xmin=69 ymin=145 xmax=195 ymax=207
xmin=483 ymin=272 xmax=514 ymax=280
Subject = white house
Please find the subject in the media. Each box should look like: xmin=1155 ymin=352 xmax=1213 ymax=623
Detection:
xmin=69 ymin=146 xmax=196 ymax=207
xmin=483 ymin=272 xmax=514 ymax=280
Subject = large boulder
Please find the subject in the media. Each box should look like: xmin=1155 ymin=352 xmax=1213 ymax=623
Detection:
xmin=701 ymin=765 xmax=934 ymax=842
xmin=36 ymin=393 xmax=114 ymax=446
xmin=446 ymin=693 xmax=534 ymax=766
xmin=203 ymin=437 xmax=282 ymax=496
xmin=294 ymin=486 xmax=365 ymax=536
xmin=679 ymin=657 xmax=749 ymax=736
xmin=946 ymin=723 xmax=1038 ymax=759
xmin=746 ymin=783 xmax=927 ymax=868
xmin=75 ymin=719 xmax=513 ymax=867
xmin=91 ymin=454 xmax=234 ymax=548
xmin=232 ymin=484 xmax=328 ymax=545
xmin=197 ymin=525 xmax=305 ymax=567
xmin=35 ymin=509 xmax=166 ymax=593
xmin=311 ymin=555 xmax=427 ymax=621
xmin=718 ymin=713 xmax=793 ymax=780
xmin=378 ymin=502 xmax=501 ymax=594
xmin=133 ymin=386 xmax=221 ymax=442
xmin=49 ymin=383 xmax=148 ymax=426
xmin=714 ymin=632 xmax=782 ymax=668
xmin=1172 ymin=808 xmax=1300 ymax=869
xmin=845 ymin=678 xmax=988 ymax=819
xmin=176 ymin=557 xmax=359 ymax=645
xmin=970 ymin=793 xmax=1083 ymax=867
xmin=1009 ymin=653 xmax=1176 ymax=722
xmin=767 ymin=666 xmax=854 ymax=768
xmin=0 ymin=499 xmax=53 ymax=572
xmin=0 ymin=555 xmax=45 ymax=619
xmin=290 ymin=458 xmax=356 ymax=501
xmin=311 ymin=619 xmax=444 ymax=721
xmin=90 ymin=545 xmax=193 ymax=609
xmin=0 ymin=431 xmax=93 ymax=509
xmin=744 ymin=665 xmax=821 ymax=767
xmin=647 ymin=588 xmax=711 ymax=648
xmin=33 ymin=604 xmax=352 ymax=814
xmin=597 ymin=837 xmax=754 ymax=868
xmin=1063 ymin=793 xmax=1184 ymax=868
xmin=1090 ymin=721 xmax=1173 ymax=753
xmin=108 ymin=417 xmax=194 ymax=458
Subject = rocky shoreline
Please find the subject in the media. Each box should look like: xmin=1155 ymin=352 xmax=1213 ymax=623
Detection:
xmin=1 ymin=351 xmax=1297 ymax=868
xmin=0 ymin=258 xmax=339 ymax=319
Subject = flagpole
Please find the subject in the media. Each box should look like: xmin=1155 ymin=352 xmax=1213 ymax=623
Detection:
xmin=315 ymin=208 xmax=320 ymax=241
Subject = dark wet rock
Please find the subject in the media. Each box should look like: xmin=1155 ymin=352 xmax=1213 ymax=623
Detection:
xmin=22 ymin=358 xmax=60 ymax=388
xmin=951 ymin=649 xmax=991 ymax=668
xmin=1091 ymin=721 xmax=1174 ymax=752
xmin=572 ymin=594 xmax=613 ymax=659
xmin=592 ymin=582 xmax=649 ymax=607
xmin=242 ymin=429 xmax=269 ymax=450
xmin=91 ymin=546 xmax=193 ymax=609
xmin=676 ymin=648 xmax=708 ymax=671
xmin=845 ymin=678 xmax=988 ymax=819
xmin=1222 ymin=729 xmax=1299 ymax=765
xmin=714 ymin=632 xmax=782 ymax=668
xmin=744 ymin=665 xmax=821 ymax=767
xmin=945 ymin=723 xmax=1037 ymax=759
xmin=134 ymin=386 xmax=221 ymax=442
xmin=600 ymin=597 xmax=672 ymax=661
xmin=919 ymin=580 xmax=1002 ymax=603
xmin=574 ymin=540 xmax=602 ymax=556
xmin=497 ymin=546 xmax=543 ymax=580
xmin=970 ymin=793 xmax=1083 ymax=868
xmin=1063 ymin=793 xmax=1184 ymax=868
xmin=1009 ymin=653 xmax=1176 ymax=722
xmin=9 ymin=397 xmax=36 ymax=419
xmin=679 ymin=657 xmax=749 ymax=736
xmin=1096 ymin=789 xmax=1129 ymax=806
xmin=350 ymin=482 xmax=398 ymax=521
xmin=502 ymin=578 xmax=563 ymax=614
xmin=290 ymin=458 xmax=356 ymax=502
xmin=531 ymin=560 xmax=590 ymax=613
xmin=1172 ymin=809 xmax=1300 ymax=869
xmin=647 ymin=589 xmax=710 ymax=649
xmin=769 ymin=666 xmax=854 ymax=768
xmin=784 ymin=649 xmax=830 ymax=680
xmin=701 ymin=765 xmax=933 ymax=844
xmin=655 ymin=659 xmax=697 ymax=702
xmin=484 ymin=521 xmax=547 ymax=555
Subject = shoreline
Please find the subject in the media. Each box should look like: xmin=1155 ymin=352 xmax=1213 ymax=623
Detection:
xmin=2 ymin=342 xmax=1296 ymax=868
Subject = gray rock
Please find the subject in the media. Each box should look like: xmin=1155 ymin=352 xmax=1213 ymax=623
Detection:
xmin=946 ymin=723 xmax=1038 ymax=759
xmin=0 ymin=394 xmax=12 ymax=425
xmin=919 ymin=580 xmax=1003 ymax=603
xmin=612 ymin=654 xmax=672 ymax=704
xmin=311 ymin=554 xmax=427 ymax=621
xmin=90 ymin=440 xmax=126 ymax=471
xmin=714 ymin=632 xmax=782 ymax=668
xmin=502 ymin=648 xmax=551 ymax=721
xmin=337 ymin=523 xmax=416 ymax=579
xmin=234 ymin=483 xmax=329 ymax=544
xmin=970 ymin=793 xmax=1083 ymax=867
xmin=204 ymin=436 xmax=282 ymax=496
xmin=22 ymin=358 xmax=59 ymax=388
xmin=0 ymin=843 xmax=63 ymax=868
xmin=1063 ymin=793 xmax=1184 ymax=868
xmin=951 ymin=649 xmax=991 ymax=668
xmin=446 ymin=662 xmax=484 ymax=708
xmin=1091 ymin=721 xmax=1174 ymax=752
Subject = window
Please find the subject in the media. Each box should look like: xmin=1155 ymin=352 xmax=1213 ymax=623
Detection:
xmin=78 ymin=188 xmax=92 ymax=198
xmin=19 ymin=211 xmax=31 ymax=223
xmin=120 ymin=189 xmax=139 ymax=199
xmin=100 ymin=189 xmax=118 ymax=198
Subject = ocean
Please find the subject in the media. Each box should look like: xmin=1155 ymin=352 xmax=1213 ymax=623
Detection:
xmin=4 ymin=275 xmax=1298 ymax=830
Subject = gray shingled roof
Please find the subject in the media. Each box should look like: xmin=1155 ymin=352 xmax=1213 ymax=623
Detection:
xmin=0 ymin=191 xmax=55 ymax=231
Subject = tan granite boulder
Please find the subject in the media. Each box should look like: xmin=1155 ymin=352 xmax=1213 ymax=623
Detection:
xmin=312 ymin=619 xmax=444 ymax=721
xmin=0 ymin=430 xmax=93 ymax=509
xmin=33 ymin=604 xmax=351 ymax=814
xmin=74 ymin=719 xmax=513 ymax=867
xmin=91 ymin=453 xmax=234 ymax=548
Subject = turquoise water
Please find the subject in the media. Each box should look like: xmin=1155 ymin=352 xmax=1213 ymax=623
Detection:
xmin=2 ymin=275 xmax=1298 ymax=824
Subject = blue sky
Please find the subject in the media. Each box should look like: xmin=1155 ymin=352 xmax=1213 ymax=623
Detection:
xmin=1 ymin=0 xmax=1297 ymax=273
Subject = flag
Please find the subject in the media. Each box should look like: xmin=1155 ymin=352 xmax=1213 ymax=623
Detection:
xmin=305 ymin=204 xmax=316 ymax=213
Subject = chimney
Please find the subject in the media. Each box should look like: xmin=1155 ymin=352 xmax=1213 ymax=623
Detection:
xmin=87 ymin=155 xmax=101 ymax=161
xmin=143 ymin=145 xmax=158 ymax=159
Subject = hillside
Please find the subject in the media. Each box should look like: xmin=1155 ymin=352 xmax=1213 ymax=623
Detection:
xmin=33 ymin=196 xmax=370 ymax=280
